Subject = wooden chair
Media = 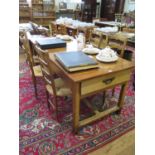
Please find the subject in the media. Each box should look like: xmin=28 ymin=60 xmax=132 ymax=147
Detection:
xmin=108 ymin=34 xmax=127 ymax=58
xmin=77 ymin=27 xmax=93 ymax=43
xmin=108 ymin=34 xmax=128 ymax=96
xmin=99 ymin=33 xmax=109 ymax=49
xmin=66 ymin=26 xmax=77 ymax=38
xmin=51 ymin=22 xmax=57 ymax=35
xmin=23 ymin=31 xmax=40 ymax=65
xmin=57 ymin=24 xmax=67 ymax=35
xmin=22 ymin=31 xmax=43 ymax=98
xmin=122 ymin=27 xmax=135 ymax=33
xmin=89 ymin=30 xmax=103 ymax=48
xmin=34 ymin=45 xmax=72 ymax=121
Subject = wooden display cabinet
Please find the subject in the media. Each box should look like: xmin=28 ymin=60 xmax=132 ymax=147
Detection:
xmin=81 ymin=0 xmax=96 ymax=22
xmin=31 ymin=0 xmax=56 ymax=26
xmin=19 ymin=0 xmax=31 ymax=23
xmin=100 ymin=0 xmax=125 ymax=21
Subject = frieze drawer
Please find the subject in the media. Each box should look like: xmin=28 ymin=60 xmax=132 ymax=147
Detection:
xmin=81 ymin=70 xmax=131 ymax=96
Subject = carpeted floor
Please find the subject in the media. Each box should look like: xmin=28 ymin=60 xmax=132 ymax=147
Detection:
xmin=19 ymin=60 xmax=135 ymax=155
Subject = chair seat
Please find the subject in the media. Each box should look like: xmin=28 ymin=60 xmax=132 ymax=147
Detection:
xmin=33 ymin=65 xmax=43 ymax=77
xmin=46 ymin=79 xmax=72 ymax=97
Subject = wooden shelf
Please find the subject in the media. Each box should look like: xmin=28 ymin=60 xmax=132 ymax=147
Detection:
xmin=19 ymin=0 xmax=30 ymax=23
xmin=32 ymin=0 xmax=55 ymax=25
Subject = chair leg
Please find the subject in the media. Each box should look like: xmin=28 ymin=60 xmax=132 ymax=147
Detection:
xmin=102 ymin=91 xmax=106 ymax=105
xmin=32 ymin=75 xmax=38 ymax=98
xmin=112 ymin=88 xmax=115 ymax=96
xmin=46 ymin=90 xmax=50 ymax=109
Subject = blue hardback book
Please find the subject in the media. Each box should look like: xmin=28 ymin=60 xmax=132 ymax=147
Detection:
xmin=36 ymin=38 xmax=66 ymax=49
xmin=55 ymin=51 xmax=98 ymax=72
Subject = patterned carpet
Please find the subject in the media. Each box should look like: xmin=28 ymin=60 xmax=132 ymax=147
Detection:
xmin=19 ymin=62 xmax=135 ymax=155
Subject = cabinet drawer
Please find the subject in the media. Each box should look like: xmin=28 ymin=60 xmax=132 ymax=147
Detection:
xmin=81 ymin=70 xmax=131 ymax=96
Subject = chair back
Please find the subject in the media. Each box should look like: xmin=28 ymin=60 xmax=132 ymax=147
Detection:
xmin=58 ymin=24 xmax=67 ymax=35
xmin=89 ymin=30 xmax=102 ymax=48
xmin=22 ymin=31 xmax=39 ymax=80
xmin=23 ymin=31 xmax=34 ymax=65
xmin=77 ymin=27 xmax=93 ymax=42
xmin=99 ymin=33 xmax=109 ymax=49
xmin=108 ymin=34 xmax=127 ymax=57
xmin=34 ymin=45 xmax=57 ymax=96
xmin=51 ymin=22 xmax=57 ymax=35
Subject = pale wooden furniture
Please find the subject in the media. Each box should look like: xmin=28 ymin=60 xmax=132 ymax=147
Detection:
xmin=28 ymin=38 xmax=134 ymax=132
xmin=50 ymin=22 xmax=77 ymax=37
xmin=99 ymin=33 xmax=109 ymax=49
xmin=107 ymin=34 xmax=128 ymax=96
xmin=50 ymin=21 xmax=57 ymax=35
xmin=77 ymin=27 xmax=93 ymax=42
xmin=31 ymin=0 xmax=56 ymax=26
xmin=22 ymin=31 xmax=43 ymax=97
xmin=108 ymin=34 xmax=127 ymax=58
xmin=19 ymin=0 xmax=30 ymax=23
xmin=57 ymin=24 xmax=67 ymax=35
xmin=48 ymin=52 xmax=134 ymax=133
xmin=89 ymin=30 xmax=103 ymax=48
xmin=34 ymin=45 xmax=72 ymax=120
xmin=65 ymin=25 xmax=77 ymax=38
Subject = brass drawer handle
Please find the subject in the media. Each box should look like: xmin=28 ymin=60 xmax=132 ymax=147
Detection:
xmin=102 ymin=77 xmax=115 ymax=84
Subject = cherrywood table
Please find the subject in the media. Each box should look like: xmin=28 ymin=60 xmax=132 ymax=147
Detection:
xmin=45 ymin=40 xmax=134 ymax=133
xmin=28 ymin=37 xmax=134 ymax=133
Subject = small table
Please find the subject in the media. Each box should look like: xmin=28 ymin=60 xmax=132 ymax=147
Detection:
xmin=28 ymin=38 xmax=134 ymax=133
xmin=47 ymin=45 xmax=134 ymax=133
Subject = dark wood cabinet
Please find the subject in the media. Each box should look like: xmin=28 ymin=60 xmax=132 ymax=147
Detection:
xmin=81 ymin=0 xmax=96 ymax=22
xmin=100 ymin=0 xmax=125 ymax=21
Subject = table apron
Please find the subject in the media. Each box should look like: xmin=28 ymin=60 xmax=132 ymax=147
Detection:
xmin=81 ymin=69 xmax=131 ymax=96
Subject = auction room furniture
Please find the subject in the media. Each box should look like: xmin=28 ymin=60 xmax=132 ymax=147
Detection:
xmin=27 ymin=36 xmax=134 ymax=133
xmin=108 ymin=34 xmax=127 ymax=58
xmin=48 ymin=50 xmax=134 ymax=133
xmin=77 ymin=27 xmax=93 ymax=42
xmin=23 ymin=31 xmax=43 ymax=98
xmin=89 ymin=30 xmax=103 ymax=48
xmin=50 ymin=21 xmax=57 ymax=35
xmin=34 ymin=45 xmax=72 ymax=120
xmin=31 ymin=0 xmax=56 ymax=26
xmin=99 ymin=33 xmax=109 ymax=48
xmin=19 ymin=0 xmax=30 ymax=23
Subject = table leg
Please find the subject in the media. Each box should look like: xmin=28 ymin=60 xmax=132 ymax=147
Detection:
xmin=117 ymin=82 xmax=128 ymax=113
xmin=72 ymin=83 xmax=80 ymax=134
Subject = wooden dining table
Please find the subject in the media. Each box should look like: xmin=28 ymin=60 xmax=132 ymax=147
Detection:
xmin=28 ymin=36 xmax=134 ymax=133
